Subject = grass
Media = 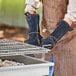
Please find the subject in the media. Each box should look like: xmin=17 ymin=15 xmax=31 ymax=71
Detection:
xmin=0 ymin=0 xmax=42 ymax=28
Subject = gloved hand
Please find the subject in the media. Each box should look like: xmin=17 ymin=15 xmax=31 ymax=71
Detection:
xmin=41 ymin=36 xmax=57 ymax=49
xmin=41 ymin=20 xmax=73 ymax=49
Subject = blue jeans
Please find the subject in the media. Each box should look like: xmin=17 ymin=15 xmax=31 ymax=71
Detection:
xmin=49 ymin=55 xmax=54 ymax=76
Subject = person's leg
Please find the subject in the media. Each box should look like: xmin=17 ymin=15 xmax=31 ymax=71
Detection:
xmin=25 ymin=12 xmax=42 ymax=46
xmin=49 ymin=54 xmax=54 ymax=76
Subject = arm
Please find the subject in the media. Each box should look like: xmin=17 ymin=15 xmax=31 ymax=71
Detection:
xmin=41 ymin=0 xmax=76 ymax=49
xmin=25 ymin=0 xmax=40 ymax=14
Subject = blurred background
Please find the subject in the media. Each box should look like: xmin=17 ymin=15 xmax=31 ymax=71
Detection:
xmin=0 ymin=0 xmax=42 ymax=41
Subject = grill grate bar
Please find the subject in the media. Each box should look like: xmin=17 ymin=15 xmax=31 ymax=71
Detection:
xmin=0 ymin=39 xmax=50 ymax=56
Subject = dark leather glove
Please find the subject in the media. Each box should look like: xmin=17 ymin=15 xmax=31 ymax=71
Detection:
xmin=41 ymin=20 xmax=73 ymax=49
xmin=41 ymin=36 xmax=57 ymax=49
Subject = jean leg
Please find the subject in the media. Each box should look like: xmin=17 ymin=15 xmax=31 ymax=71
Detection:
xmin=48 ymin=55 xmax=54 ymax=76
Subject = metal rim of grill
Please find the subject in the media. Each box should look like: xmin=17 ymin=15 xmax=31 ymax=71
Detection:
xmin=0 ymin=39 xmax=50 ymax=56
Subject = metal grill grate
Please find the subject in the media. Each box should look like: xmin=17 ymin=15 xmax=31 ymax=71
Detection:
xmin=0 ymin=39 xmax=50 ymax=56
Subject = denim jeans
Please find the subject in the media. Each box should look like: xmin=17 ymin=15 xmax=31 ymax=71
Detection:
xmin=48 ymin=55 xmax=54 ymax=76
xmin=65 ymin=0 xmax=76 ymax=22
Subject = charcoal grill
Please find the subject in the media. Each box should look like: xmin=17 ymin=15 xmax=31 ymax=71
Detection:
xmin=0 ymin=39 xmax=54 ymax=76
xmin=0 ymin=55 xmax=54 ymax=76
xmin=0 ymin=39 xmax=50 ymax=56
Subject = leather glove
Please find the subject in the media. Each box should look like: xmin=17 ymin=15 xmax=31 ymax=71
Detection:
xmin=41 ymin=36 xmax=56 ymax=49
